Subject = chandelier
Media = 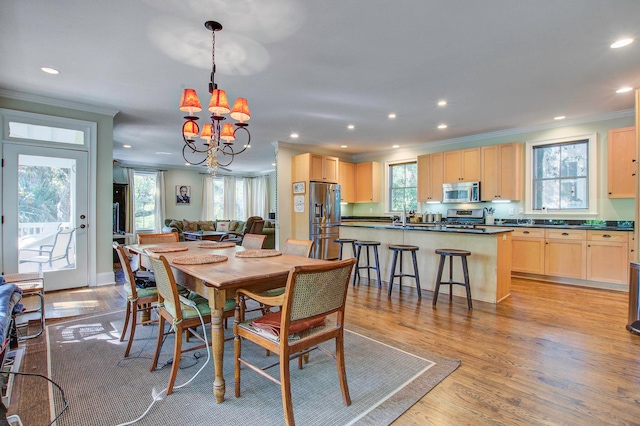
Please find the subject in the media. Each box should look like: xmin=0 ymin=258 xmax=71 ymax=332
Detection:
xmin=179 ymin=21 xmax=251 ymax=175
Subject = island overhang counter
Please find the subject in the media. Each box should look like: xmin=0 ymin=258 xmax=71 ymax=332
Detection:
xmin=340 ymin=222 xmax=513 ymax=304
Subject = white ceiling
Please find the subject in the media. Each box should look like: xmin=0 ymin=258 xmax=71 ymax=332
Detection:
xmin=1 ymin=0 xmax=639 ymax=175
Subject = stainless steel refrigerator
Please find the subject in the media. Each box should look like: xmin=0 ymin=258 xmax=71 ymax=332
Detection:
xmin=309 ymin=182 xmax=341 ymax=260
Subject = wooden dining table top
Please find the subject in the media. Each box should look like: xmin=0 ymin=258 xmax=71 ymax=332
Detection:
xmin=127 ymin=241 xmax=329 ymax=291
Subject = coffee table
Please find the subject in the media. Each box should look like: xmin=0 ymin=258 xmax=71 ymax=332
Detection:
xmin=183 ymin=231 xmax=227 ymax=241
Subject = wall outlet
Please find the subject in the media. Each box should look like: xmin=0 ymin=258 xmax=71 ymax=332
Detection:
xmin=369 ymin=208 xmax=373 ymax=213
xmin=519 ymin=208 xmax=524 ymax=215
xmin=509 ymin=208 xmax=515 ymax=216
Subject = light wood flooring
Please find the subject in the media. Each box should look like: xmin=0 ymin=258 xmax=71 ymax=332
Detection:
xmin=35 ymin=275 xmax=640 ymax=425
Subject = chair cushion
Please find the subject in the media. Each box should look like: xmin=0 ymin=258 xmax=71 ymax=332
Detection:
xmin=183 ymin=219 xmax=198 ymax=232
xmin=136 ymin=287 xmax=158 ymax=298
xmin=247 ymin=311 xmax=326 ymax=340
xmin=198 ymin=221 xmax=215 ymax=231
xmin=180 ymin=296 xmax=235 ymax=319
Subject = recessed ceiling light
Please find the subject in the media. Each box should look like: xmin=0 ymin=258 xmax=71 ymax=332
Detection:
xmin=290 ymin=133 xmax=299 ymax=138
xmin=347 ymin=124 xmax=355 ymax=130
xmin=185 ymin=163 xmax=191 ymax=166
xmin=392 ymin=144 xmax=400 ymax=148
xmin=271 ymin=162 xmax=276 ymax=166
xmin=610 ymin=38 xmax=634 ymax=49
xmin=41 ymin=67 xmax=60 ymax=75
xmin=156 ymin=151 xmax=173 ymax=154
xmin=123 ymin=145 xmax=132 ymax=148
xmin=616 ymin=87 xmax=633 ymax=93
xmin=554 ymin=116 xmax=566 ymax=120
xmin=341 ymin=145 xmax=348 ymax=148
xmin=438 ymin=100 xmax=447 ymax=107
xmin=438 ymin=124 xmax=448 ymax=129
xmin=388 ymin=113 xmax=396 ymax=119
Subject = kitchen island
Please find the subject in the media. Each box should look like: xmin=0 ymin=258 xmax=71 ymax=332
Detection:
xmin=340 ymin=222 xmax=513 ymax=304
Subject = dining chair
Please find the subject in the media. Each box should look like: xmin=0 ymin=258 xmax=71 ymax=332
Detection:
xmin=146 ymin=252 xmax=236 ymax=395
xmin=18 ymin=227 xmax=75 ymax=271
xmin=281 ymin=238 xmax=314 ymax=258
xmin=137 ymin=232 xmax=179 ymax=244
xmin=241 ymin=233 xmax=267 ymax=250
xmin=113 ymin=242 xmax=158 ymax=357
xmin=234 ymin=258 xmax=356 ymax=426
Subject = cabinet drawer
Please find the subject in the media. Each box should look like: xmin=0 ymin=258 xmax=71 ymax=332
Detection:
xmin=545 ymin=229 xmax=586 ymax=240
xmin=512 ymin=228 xmax=544 ymax=238
xmin=587 ymin=230 xmax=629 ymax=243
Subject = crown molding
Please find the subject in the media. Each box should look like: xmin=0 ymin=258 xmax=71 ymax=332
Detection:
xmin=0 ymin=89 xmax=119 ymax=117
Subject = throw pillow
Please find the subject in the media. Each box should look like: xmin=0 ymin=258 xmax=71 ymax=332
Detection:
xmin=183 ymin=219 xmax=198 ymax=232
xmin=169 ymin=220 xmax=183 ymax=231
xmin=198 ymin=221 xmax=215 ymax=231
xmin=228 ymin=221 xmax=239 ymax=231
xmin=263 ymin=221 xmax=272 ymax=228
xmin=216 ymin=221 xmax=230 ymax=232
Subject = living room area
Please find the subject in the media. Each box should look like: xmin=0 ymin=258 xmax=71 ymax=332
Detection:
xmin=112 ymin=162 xmax=278 ymax=249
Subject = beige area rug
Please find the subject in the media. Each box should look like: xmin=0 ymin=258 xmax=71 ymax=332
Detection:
xmin=47 ymin=311 xmax=459 ymax=425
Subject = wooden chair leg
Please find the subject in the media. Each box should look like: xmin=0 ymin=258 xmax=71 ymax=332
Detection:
xmin=280 ymin=350 xmax=295 ymax=426
xmin=167 ymin=325 xmax=183 ymax=395
xmin=234 ymin=330 xmax=242 ymax=397
xmin=150 ymin=316 xmax=165 ymax=372
xmin=124 ymin=303 xmax=138 ymax=357
xmin=335 ymin=333 xmax=352 ymax=406
xmin=120 ymin=301 xmax=131 ymax=342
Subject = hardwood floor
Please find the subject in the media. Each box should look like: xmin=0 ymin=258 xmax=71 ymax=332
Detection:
xmin=39 ymin=276 xmax=640 ymax=425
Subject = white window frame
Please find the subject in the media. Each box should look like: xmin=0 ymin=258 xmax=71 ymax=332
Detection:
xmin=133 ymin=171 xmax=158 ymax=231
xmin=524 ymin=133 xmax=598 ymax=216
xmin=385 ymin=158 xmax=417 ymax=214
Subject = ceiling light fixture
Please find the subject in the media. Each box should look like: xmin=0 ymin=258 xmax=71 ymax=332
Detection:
xmin=290 ymin=133 xmax=299 ymax=138
xmin=554 ymin=116 xmax=566 ymax=120
xmin=347 ymin=124 xmax=355 ymax=130
xmin=41 ymin=67 xmax=59 ymax=75
xmin=392 ymin=144 xmax=400 ymax=148
xmin=438 ymin=124 xmax=448 ymax=129
xmin=610 ymin=38 xmax=634 ymax=49
xmin=388 ymin=113 xmax=397 ymax=119
xmin=616 ymin=87 xmax=633 ymax=93
xmin=438 ymin=100 xmax=447 ymax=107
xmin=179 ymin=21 xmax=251 ymax=176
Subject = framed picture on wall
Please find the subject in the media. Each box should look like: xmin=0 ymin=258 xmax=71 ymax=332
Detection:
xmin=176 ymin=185 xmax=191 ymax=204
xmin=293 ymin=181 xmax=305 ymax=194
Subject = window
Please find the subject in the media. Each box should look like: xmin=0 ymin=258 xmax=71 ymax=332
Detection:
xmin=133 ymin=172 xmax=157 ymax=230
xmin=388 ymin=161 xmax=417 ymax=212
xmin=525 ymin=134 xmax=597 ymax=215
xmin=212 ymin=177 xmax=245 ymax=219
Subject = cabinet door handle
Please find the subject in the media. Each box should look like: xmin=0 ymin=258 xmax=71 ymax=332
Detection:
xmin=603 ymin=234 xmax=611 ymax=238
xmin=523 ymin=231 xmax=530 ymax=234
xmin=561 ymin=232 xmax=569 ymax=236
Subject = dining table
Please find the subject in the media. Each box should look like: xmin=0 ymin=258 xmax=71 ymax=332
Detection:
xmin=126 ymin=240 xmax=329 ymax=403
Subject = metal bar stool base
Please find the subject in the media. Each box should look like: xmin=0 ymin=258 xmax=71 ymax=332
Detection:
xmin=432 ymin=249 xmax=472 ymax=309
xmin=352 ymin=241 xmax=382 ymax=288
xmin=388 ymin=245 xmax=421 ymax=298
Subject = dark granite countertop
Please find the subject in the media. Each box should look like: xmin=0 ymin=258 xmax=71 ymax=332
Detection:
xmin=340 ymin=222 xmax=512 ymax=235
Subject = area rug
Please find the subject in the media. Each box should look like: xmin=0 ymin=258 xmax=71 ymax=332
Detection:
xmin=47 ymin=311 xmax=459 ymax=425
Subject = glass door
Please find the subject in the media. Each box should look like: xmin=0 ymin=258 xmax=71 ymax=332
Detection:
xmin=2 ymin=144 xmax=89 ymax=291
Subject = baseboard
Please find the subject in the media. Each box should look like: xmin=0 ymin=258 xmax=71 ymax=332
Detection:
xmin=95 ymin=271 xmax=115 ymax=287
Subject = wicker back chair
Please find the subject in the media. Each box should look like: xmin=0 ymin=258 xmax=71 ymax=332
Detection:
xmin=241 ymin=234 xmax=267 ymax=250
xmin=137 ymin=232 xmax=179 ymax=244
xmin=234 ymin=258 xmax=356 ymax=425
xmin=281 ymin=238 xmax=314 ymax=258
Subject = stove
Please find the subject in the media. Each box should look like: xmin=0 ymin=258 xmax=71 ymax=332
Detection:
xmin=443 ymin=208 xmax=485 ymax=229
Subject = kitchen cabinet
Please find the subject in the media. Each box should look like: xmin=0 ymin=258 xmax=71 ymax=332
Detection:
xmin=356 ymin=161 xmax=381 ymax=203
xmin=417 ymin=152 xmax=444 ymax=202
xmin=339 ymin=161 xmax=356 ymax=202
xmin=292 ymin=153 xmax=339 ymax=183
xmin=511 ymin=228 xmax=545 ymax=274
xmin=586 ymin=231 xmax=629 ymax=284
xmin=607 ymin=126 xmax=636 ymax=198
xmin=481 ymin=143 xmax=522 ymax=201
xmin=544 ymin=229 xmax=586 ymax=279
xmin=443 ymin=147 xmax=481 ymax=183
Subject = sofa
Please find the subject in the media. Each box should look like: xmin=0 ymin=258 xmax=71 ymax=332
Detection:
xmin=163 ymin=218 xmax=275 ymax=249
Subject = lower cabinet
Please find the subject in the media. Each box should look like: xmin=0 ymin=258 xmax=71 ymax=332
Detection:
xmin=512 ymin=228 xmax=630 ymax=285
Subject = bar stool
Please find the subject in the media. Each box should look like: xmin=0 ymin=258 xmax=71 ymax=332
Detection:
xmin=4 ymin=272 xmax=45 ymax=340
xmin=334 ymin=238 xmax=357 ymax=260
xmin=352 ymin=241 xmax=382 ymax=287
xmin=433 ymin=249 xmax=472 ymax=309
xmin=388 ymin=245 xmax=422 ymax=298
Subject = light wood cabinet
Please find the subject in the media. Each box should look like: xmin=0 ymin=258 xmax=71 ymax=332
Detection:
xmin=356 ymin=162 xmax=381 ymax=203
xmin=607 ymin=126 xmax=636 ymax=198
xmin=339 ymin=161 xmax=356 ymax=202
xmin=292 ymin=153 xmax=339 ymax=183
xmin=481 ymin=143 xmax=522 ymax=201
xmin=586 ymin=231 xmax=629 ymax=284
xmin=443 ymin=147 xmax=481 ymax=183
xmin=511 ymin=228 xmax=545 ymax=274
xmin=544 ymin=229 xmax=586 ymax=279
xmin=417 ymin=152 xmax=444 ymax=202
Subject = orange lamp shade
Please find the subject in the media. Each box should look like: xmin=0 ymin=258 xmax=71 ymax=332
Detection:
xmin=220 ymin=123 xmax=236 ymax=141
xmin=200 ymin=123 xmax=213 ymax=140
xmin=179 ymin=88 xmax=202 ymax=113
xmin=208 ymin=89 xmax=230 ymax=115
xmin=182 ymin=120 xmax=199 ymax=138
xmin=230 ymin=98 xmax=251 ymax=123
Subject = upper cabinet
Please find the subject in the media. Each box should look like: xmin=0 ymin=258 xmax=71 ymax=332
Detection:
xmin=443 ymin=147 xmax=481 ymax=183
xmin=417 ymin=152 xmax=444 ymax=202
xmin=339 ymin=161 xmax=356 ymax=203
xmin=356 ymin=162 xmax=381 ymax=203
xmin=292 ymin=153 xmax=339 ymax=183
xmin=607 ymin=126 xmax=636 ymax=198
xmin=481 ymin=142 xmax=522 ymax=201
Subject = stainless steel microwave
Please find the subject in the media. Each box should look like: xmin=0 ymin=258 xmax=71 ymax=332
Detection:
xmin=442 ymin=182 xmax=481 ymax=203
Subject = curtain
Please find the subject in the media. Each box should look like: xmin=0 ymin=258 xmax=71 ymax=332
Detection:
xmin=247 ymin=175 xmax=269 ymax=219
xmin=223 ymin=176 xmax=236 ymax=219
xmin=154 ymin=171 xmax=165 ymax=232
xmin=201 ymin=174 xmax=214 ymax=220
xmin=125 ymin=168 xmax=136 ymax=234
